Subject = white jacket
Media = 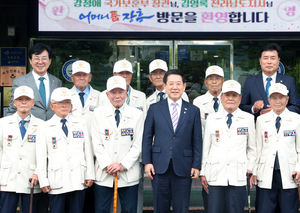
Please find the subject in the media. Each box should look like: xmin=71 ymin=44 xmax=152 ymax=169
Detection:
xmin=69 ymin=85 xmax=101 ymax=133
xmin=37 ymin=115 xmax=95 ymax=194
xmin=99 ymin=86 xmax=146 ymax=113
xmin=0 ymin=113 xmax=44 ymax=194
xmin=255 ymin=109 xmax=300 ymax=189
xmin=193 ymin=91 xmax=223 ymax=136
xmin=146 ymin=91 xmax=189 ymax=112
xmin=201 ymin=108 xmax=256 ymax=186
xmin=92 ymin=104 xmax=144 ymax=188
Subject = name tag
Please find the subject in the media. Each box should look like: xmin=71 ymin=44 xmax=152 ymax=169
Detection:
xmin=89 ymin=105 xmax=96 ymax=112
xmin=237 ymin=127 xmax=248 ymax=135
xmin=284 ymin=130 xmax=296 ymax=136
xmin=136 ymin=107 xmax=143 ymax=111
xmin=73 ymin=131 xmax=84 ymax=138
xmin=28 ymin=135 xmax=36 ymax=143
xmin=121 ymin=128 xmax=134 ymax=136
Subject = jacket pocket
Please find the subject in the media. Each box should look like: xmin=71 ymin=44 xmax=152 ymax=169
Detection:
xmin=237 ymin=158 xmax=246 ymax=181
xmin=288 ymin=158 xmax=297 ymax=183
xmin=257 ymin=157 xmax=267 ymax=181
xmin=152 ymin=146 xmax=161 ymax=153
xmin=27 ymin=164 xmax=38 ymax=189
xmin=0 ymin=162 xmax=12 ymax=186
xmin=183 ymin=150 xmax=193 ymax=157
xmin=80 ymin=160 xmax=87 ymax=184
xmin=95 ymin=164 xmax=103 ymax=182
xmin=48 ymin=164 xmax=63 ymax=189
xmin=206 ymin=158 xmax=218 ymax=182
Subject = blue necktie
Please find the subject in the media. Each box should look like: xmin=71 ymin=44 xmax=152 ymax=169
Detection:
xmin=20 ymin=120 xmax=26 ymax=140
xmin=61 ymin=119 xmax=68 ymax=137
xmin=266 ymin=77 xmax=272 ymax=104
xmin=274 ymin=116 xmax=281 ymax=170
xmin=79 ymin=92 xmax=85 ymax=107
xmin=213 ymin=97 xmax=219 ymax=112
xmin=115 ymin=110 xmax=120 ymax=127
xmin=227 ymin=114 xmax=233 ymax=128
xmin=158 ymin=92 xmax=164 ymax=102
xmin=39 ymin=77 xmax=46 ymax=107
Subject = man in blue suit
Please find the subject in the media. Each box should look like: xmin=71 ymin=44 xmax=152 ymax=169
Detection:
xmin=240 ymin=43 xmax=300 ymax=119
xmin=142 ymin=69 xmax=202 ymax=213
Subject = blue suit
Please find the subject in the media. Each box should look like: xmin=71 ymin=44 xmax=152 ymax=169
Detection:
xmin=240 ymin=73 xmax=300 ymax=118
xmin=142 ymin=98 xmax=202 ymax=213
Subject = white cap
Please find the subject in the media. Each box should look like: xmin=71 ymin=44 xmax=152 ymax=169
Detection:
xmin=107 ymin=76 xmax=126 ymax=92
xmin=72 ymin=60 xmax=91 ymax=74
xmin=14 ymin=86 xmax=34 ymax=100
xmin=51 ymin=87 xmax=72 ymax=102
xmin=222 ymin=80 xmax=241 ymax=94
xmin=113 ymin=60 xmax=132 ymax=74
xmin=205 ymin=65 xmax=224 ymax=78
xmin=149 ymin=59 xmax=168 ymax=74
xmin=269 ymin=83 xmax=289 ymax=97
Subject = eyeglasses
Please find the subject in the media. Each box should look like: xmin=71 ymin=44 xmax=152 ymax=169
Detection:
xmin=53 ymin=101 xmax=72 ymax=106
xmin=151 ymin=72 xmax=165 ymax=76
xmin=166 ymin=82 xmax=183 ymax=87
xmin=206 ymin=77 xmax=223 ymax=81
xmin=33 ymin=56 xmax=49 ymax=63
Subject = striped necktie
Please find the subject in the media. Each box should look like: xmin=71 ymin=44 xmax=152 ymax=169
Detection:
xmin=171 ymin=102 xmax=179 ymax=132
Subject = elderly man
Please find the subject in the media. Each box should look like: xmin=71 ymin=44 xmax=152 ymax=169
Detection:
xmin=7 ymin=43 xmax=62 ymax=121
xmin=0 ymin=86 xmax=44 ymax=213
xmin=200 ymin=80 xmax=256 ymax=213
xmin=92 ymin=76 xmax=144 ymax=213
xmin=253 ymin=83 xmax=300 ymax=213
xmin=146 ymin=59 xmax=189 ymax=111
xmin=240 ymin=43 xmax=300 ymax=119
xmin=193 ymin=65 xmax=225 ymax=213
xmin=143 ymin=69 xmax=202 ymax=213
xmin=36 ymin=87 xmax=94 ymax=213
xmin=69 ymin=60 xmax=100 ymax=213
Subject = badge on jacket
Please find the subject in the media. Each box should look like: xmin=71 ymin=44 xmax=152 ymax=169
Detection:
xmin=284 ymin=130 xmax=296 ymax=136
xmin=89 ymin=105 xmax=96 ymax=112
xmin=237 ymin=127 xmax=248 ymax=135
xmin=136 ymin=107 xmax=143 ymax=111
xmin=121 ymin=128 xmax=134 ymax=136
xmin=105 ymin=129 xmax=109 ymax=140
xmin=52 ymin=137 xmax=57 ymax=149
xmin=215 ymin=130 xmax=220 ymax=142
xmin=7 ymin=135 xmax=13 ymax=146
xmin=28 ymin=135 xmax=36 ymax=143
xmin=205 ymin=113 xmax=209 ymax=120
xmin=73 ymin=131 xmax=84 ymax=138
xmin=264 ymin=131 xmax=268 ymax=142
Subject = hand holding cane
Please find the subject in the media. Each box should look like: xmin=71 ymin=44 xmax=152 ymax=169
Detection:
xmin=29 ymin=178 xmax=34 ymax=213
xmin=292 ymin=173 xmax=300 ymax=205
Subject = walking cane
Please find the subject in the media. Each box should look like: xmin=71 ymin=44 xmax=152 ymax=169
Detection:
xmin=292 ymin=174 xmax=300 ymax=205
xmin=29 ymin=178 xmax=34 ymax=213
xmin=113 ymin=176 xmax=118 ymax=213
xmin=246 ymin=173 xmax=253 ymax=213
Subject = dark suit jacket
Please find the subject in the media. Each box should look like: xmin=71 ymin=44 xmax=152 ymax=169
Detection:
xmin=240 ymin=72 xmax=300 ymax=119
xmin=7 ymin=71 xmax=62 ymax=120
xmin=142 ymin=98 xmax=202 ymax=177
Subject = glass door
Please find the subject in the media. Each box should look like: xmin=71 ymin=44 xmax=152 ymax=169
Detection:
xmin=175 ymin=40 xmax=233 ymax=102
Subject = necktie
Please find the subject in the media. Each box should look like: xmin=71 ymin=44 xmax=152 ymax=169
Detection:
xmin=79 ymin=92 xmax=85 ymax=107
xmin=171 ymin=102 xmax=179 ymax=132
xmin=213 ymin=97 xmax=219 ymax=112
xmin=20 ymin=120 xmax=26 ymax=140
xmin=115 ymin=110 xmax=120 ymax=127
xmin=274 ymin=116 xmax=281 ymax=170
xmin=61 ymin=119 xmax=68 ymax=137
xmin=266 ymin=77 xmax=272 ymax=103
xmin=158 ymin=92 xmax=164 ymax=102
xmin=39 ymin=77 xmax=47 ymax=107
xmin=227 ymin=114 xmax=233 ymax=128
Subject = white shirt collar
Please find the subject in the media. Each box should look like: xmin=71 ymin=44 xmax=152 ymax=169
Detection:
xmin=223 ymin=108 xmax=238 ymax=120
xmin=262 ymin=72 xmax=277 ymax=83
xmin=32 ymin=70 xmax=49 ymax=81
xmin=167 ymin=97 xmax=182 ymax=108
xmin=156 ymin=89 xmax=166 ymax=96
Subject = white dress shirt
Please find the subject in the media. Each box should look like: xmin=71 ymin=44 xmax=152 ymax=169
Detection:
xmin=167 ymin=98 xmax=182 ymax=120
xmin=32 ymin=71 xmax=50 ymax=107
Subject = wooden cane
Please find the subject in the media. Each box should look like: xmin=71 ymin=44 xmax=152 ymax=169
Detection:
xmin=29 ymin=178 xmax=34 ymax=213
xmin=113 ymin=175 xmax=118 ymax=213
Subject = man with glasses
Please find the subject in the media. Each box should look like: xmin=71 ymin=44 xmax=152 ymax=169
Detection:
xmin=7 ymin=43 xmax=62 ymax=121
xmin=143 ymin=69 xmax=202 ymax=213
xmin=193 ymin=65 xmax=225 ymax=213
xmin=36 ymin=87 xmax=94 ymax=213
xmin=146 ymin=59 xmax=189 ymax=111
